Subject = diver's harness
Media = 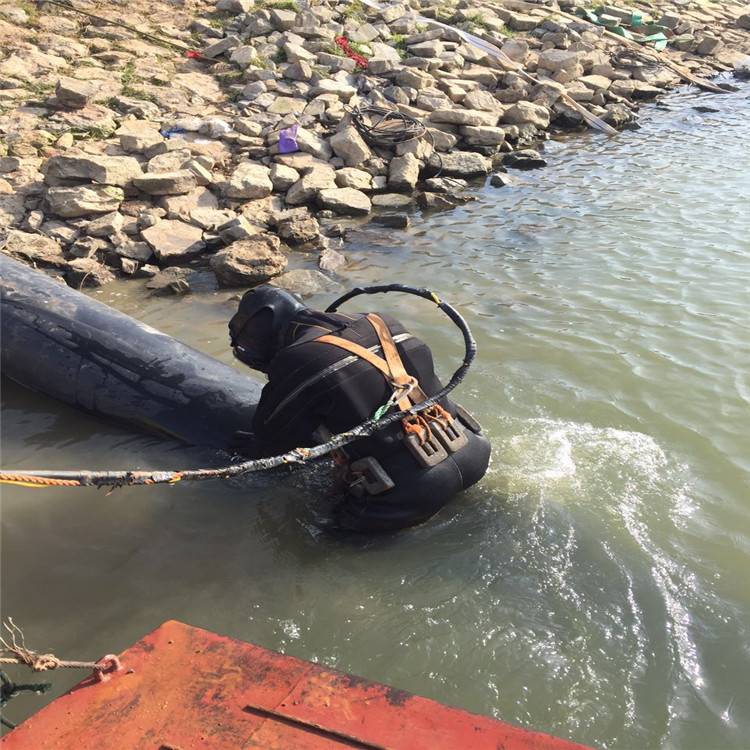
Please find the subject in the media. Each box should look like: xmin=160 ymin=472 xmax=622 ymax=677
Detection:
xmin=313 ymin=313 xmax=470 ymax=496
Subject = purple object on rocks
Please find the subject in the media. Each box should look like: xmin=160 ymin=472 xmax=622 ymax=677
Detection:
xmin=278 ymin=125 xmax=299 ymax=154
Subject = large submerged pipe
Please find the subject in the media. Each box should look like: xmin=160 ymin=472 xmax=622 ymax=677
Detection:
xmin=0 ymin=254 xmax=262 ymax=450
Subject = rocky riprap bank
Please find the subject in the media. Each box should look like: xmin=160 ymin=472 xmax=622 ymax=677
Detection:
xmin=1 ymin=0 xmax=748 ymax=294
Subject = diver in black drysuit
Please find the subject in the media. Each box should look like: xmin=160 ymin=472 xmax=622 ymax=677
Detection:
xmin=228 ymin=286 xmax=491 ymax=532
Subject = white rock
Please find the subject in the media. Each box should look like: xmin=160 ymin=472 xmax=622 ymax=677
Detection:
xmin=329 ymin=127 xmax=372 ymax=168
xmin=388 ymin=153 xmax=420 ymax=192
xmin=270 ymin=163 xmax=300 ymax=192
xmin=335 ymin=168 xmax=373 ymax=190
xmin=502 ymin=101 xmax=551 ymax=129
xmin=317 ymin=188 xmax=372 ymax=216
xmin=429 ymin=109 xmax=500 ymax=127
xmin=141 ymin=220 xmax=206 ymax=263
xmin=225 ymin=162 xmax=273 ymax=200
xmin=47 ymin=186 xmax=124 ymax=218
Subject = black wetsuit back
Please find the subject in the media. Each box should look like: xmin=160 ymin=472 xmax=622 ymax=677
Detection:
xmin=252 ymin=309 xmax=491 ymax=531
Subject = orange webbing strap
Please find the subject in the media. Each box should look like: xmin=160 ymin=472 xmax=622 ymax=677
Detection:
xmin=313 ymin=334 xmax=393 ymax=380
xmin=314 ymin=316 xmax=427 ymax=411
xmin=365 ymin=314 xmax=429 ymax=406
xmin=314 ymin=333 xmax=414 ymax=413
xmin=365 ymin=314 xmax=410 ymax=384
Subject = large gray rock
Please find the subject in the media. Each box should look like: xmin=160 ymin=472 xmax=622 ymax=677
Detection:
xmin=145 ymin=267 xmax=192 ymax=295
xmin=335 ymin=168 xmax=372 ymax=190
xmin=602 ymin=103 xmax=636 ymax=129
xmin=85 ymin=211 xmax=124 ymax=237
xmin=202 ymin=35 xmax=240 ymax=59
xmin=368 ymin=58 xmax=398 ymax=76
xmin=696 ymin=36 xmax=723 ymax=56
xmin=501 ymin=39 xmax=529 ymax=64
xmin=286 ymin=166 xmax=337 ymax=205
xmin=54 ymin=77 xmax=101 ymax=109
xmin=114 ymin=240 xmax=153 ymax=262
xmin=462 ymin=90 xmax=504 ymax=112
xmin=348 ymin=22 xmax=380 ymax=43
xmin=120 ymin=130 xmax=163 ymax=154
xmin=460 ymin=126 xmax=507 ymax=147
xmin=141 ymin=220 xmax=206 ymax=263
xmin=68 ymin=236 xmax=108 ymax=259
xmin=133 ymin=171 xmax=198 ymax=196
xmin=0 ymin=194 xmax=27 ymax=229
xmin=502 ymin=101 xmax=551 ymax=129
xmin=537 ymin=49 xmax=583 ymax=76
xmin=225 ymin=162 xmax=273 ymax=200
xmin=44 ymin=155 xmax=143 ymax=187
xmin=424 ymin=151 xmax=490 ymax=178
xmin=39 ymin=220 xmax=78 ymax=245
xmin=317 ymin=188 xmax=372 ymax=216
xmin=296 ymin=128 xmax=334 ymax=161
xmin=216 ymin=0 xmax=253 ymax=12
xmin=1 ymin=229 xmax=66 ymax=267
xmin=146 ymin=149 xmax=193 ymax=174
xmin=429 ymin=109 xmax=500 ymax=127
xmin=424 ymin=177 xmax=469 ymax=193
xmin=284 ymin=61 xmax=314 ymax=82
xmin=190 ymin=208 xmax=235 ymax=231
xmin=281 ymin=43 xmax=316 ymax=65
xmin=388 ymin=153 xmax=420 ymax=192
xmin=277 ymin=214 xmax=321 ymax=244
xmin=160 ymin=187 xmax=219 ymax=221
xmin=329 ymin=126 xmax=372 ymax=167
xmin=270 ymin=163 xmax=299 ymax=192
xmin=65 ymin=258 xmax=115 ymax=287
xmin=396 ymin=68 xmax=433 ymax=90
xmin=318 ymin=247 xmax=348 ymax=273
xmin=210 ymin=235 xmax=288 ymax=287
xmin=217 ymin=216 xmax=259 ymax=244
xmin=267 ymin=97 xmax=307 ymax=115
xmin=245 ymin=11 xmax=275 ymax=36
xmin=409 ymin=40 xmax=443 ymax=57
xmin=378 ymin=2 xmax=408 ymax=23
xmin=504 ymin=150 xmax=548 ymax=170
xmin=0 ymin=157 xmax=21 ymax=174
xmin=417 ymin=192 xmax=475 ymax=211
xmin=371 ymin=194 xmax=414 ymax=208
xmin=309 ymin=79 xmax=357 ymax=101
xmin=47 ymin=185 xmax=124 ymax=218
xmin=269 ymin=8 xmax=297 ymax=30
xmin=506 ymin=11 xmax=539 ymax=31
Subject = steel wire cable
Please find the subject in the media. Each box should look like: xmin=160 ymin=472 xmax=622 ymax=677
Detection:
xmin=345 ymin=105 xmax=428 ymax=146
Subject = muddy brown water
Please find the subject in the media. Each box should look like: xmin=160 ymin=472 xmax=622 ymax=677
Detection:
xmin=2 ymin=84 xmax=749 ymax=748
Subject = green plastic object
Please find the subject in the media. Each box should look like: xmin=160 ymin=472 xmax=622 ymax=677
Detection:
xmin=577 ymin=8 xmax=599 ymax=22
xmin=640 ymin=32 xmax=668 ymax=43
xmin=609 ymin=25 xmax=634 ymax=39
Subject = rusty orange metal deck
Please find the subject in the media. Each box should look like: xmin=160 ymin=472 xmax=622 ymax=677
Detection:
xmin=2 ymin=620 xmax=593 ymax=750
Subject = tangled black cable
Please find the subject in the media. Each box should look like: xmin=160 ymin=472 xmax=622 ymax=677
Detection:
xmin=345 ymin=104 xmax=443 ymax=177
xmin=345 ymin=104 xmax=427 ymax=146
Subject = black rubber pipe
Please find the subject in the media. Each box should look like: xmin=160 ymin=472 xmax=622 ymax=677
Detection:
xmin=0 ymin=254 xmax=262 ymax=450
